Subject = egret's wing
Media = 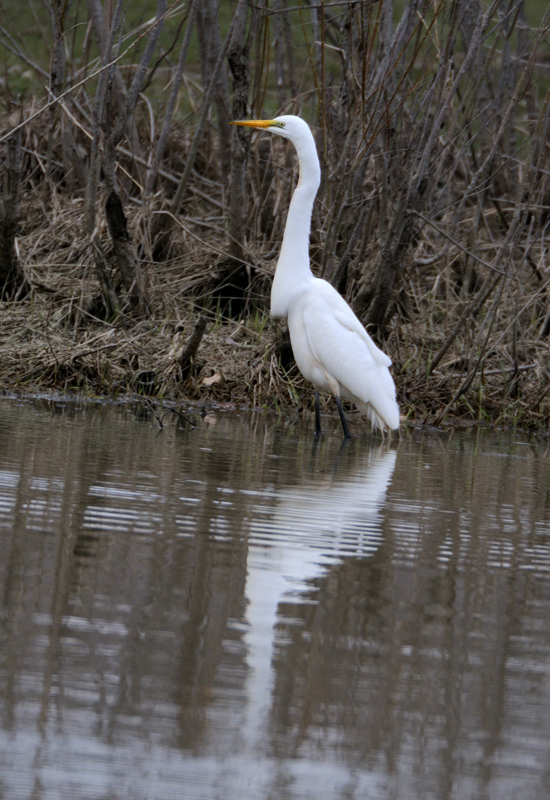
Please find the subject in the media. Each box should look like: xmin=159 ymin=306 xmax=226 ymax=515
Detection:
xmin=312 ymin=279 xmax=392 ymax=367
xmin=333 ymin=308 xmax=392 ymax=367
xmin=301 ymin=291 xmax=397 ymax=426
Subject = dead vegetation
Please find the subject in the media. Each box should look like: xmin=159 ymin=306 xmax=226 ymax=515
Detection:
xmin=0 ymin=0 xmax=550 ymax=428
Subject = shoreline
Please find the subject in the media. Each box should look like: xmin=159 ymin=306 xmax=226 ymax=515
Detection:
xmin=2 ymin=383 xmax=549 ymax=438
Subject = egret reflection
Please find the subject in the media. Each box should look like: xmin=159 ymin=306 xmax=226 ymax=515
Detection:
xmin=242 ymin=448 xmax=397 ymax=751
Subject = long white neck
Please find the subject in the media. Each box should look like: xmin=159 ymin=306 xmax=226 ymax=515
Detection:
xmin=270 ymin=133 xmax=321 ymax=318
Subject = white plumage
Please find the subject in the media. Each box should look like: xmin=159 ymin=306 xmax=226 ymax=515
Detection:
xmin=231 ymin=115 xmax=399 ymax=436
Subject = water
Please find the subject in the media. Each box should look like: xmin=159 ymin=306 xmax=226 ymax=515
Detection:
xmin=0 ymin=398 xmax=549 ymax=800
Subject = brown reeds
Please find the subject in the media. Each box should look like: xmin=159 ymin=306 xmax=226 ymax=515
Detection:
xmin=0 ymin=0 xmax=549 ymax=429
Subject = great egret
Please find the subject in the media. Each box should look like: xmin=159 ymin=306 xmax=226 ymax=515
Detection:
xmin=231 ymin=115 xmax=399 ymax=437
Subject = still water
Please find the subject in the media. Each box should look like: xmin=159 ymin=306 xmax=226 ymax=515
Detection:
xmin=0 ymin=399 xmax=549 ymax=800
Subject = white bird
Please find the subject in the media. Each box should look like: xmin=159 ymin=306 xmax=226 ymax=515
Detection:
xmin=230 ymin=115 xmax=399 ymax=437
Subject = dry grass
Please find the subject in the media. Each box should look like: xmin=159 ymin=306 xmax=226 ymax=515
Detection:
xmin=0 ymin=172 xmax=307 ymax=418
xmin=1 ymin=177 xmax=548 ymax=430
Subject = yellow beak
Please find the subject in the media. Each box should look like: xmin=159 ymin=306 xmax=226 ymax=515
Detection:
xmin=230 ymin=119 xmax=276 ymax=129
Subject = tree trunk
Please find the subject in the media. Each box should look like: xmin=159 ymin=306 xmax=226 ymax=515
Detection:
xmin=145 ymin=2 xmax=196 ymax=196
xmin=105 ymin=191 xmax=149 ymax=313
xmin=179 ymin=315 xmax=208 ymax=380
xmin=86 ymin=0 xmax=165 ymax=315
xmin=195 ymin=0 xmax=232 ymax=181
xmin=218 ymin=0 xmax=255 ymax=315
xmin=0 ymin=118 xmax=29 ymax=300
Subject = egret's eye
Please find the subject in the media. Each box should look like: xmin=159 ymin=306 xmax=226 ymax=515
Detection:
xmin=274 ymin=121 xmax=285 ymax=128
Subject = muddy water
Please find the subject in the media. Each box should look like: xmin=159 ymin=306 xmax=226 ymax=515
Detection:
xmin=0 ymin=399 xmax=549 ymax=800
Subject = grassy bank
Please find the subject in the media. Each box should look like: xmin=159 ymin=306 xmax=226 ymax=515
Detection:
xmin=0 ymin=0 xmax=549 ymax=429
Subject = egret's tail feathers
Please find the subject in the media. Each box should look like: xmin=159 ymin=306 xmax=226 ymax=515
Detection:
xmin=355 ymin=399 xmax=399 ymax=433
xmin=342 ymin=378 xmax=399 ymax=432
xmin=341 ymin=367 xmax=399 ymax=432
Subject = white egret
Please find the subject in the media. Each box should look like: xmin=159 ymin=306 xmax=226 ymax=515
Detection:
xmin=231 ymin=115 xmax=399 ymax=437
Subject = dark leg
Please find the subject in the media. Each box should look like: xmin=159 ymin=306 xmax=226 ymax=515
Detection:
xmin=314 ymin=390 xmax=322 ymax=436
xmin=335 ymin=397 xmax=352 ymax=439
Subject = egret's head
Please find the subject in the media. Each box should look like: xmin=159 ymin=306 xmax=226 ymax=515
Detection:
xmin=230 ymin=115 xmax=312 ymax=145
